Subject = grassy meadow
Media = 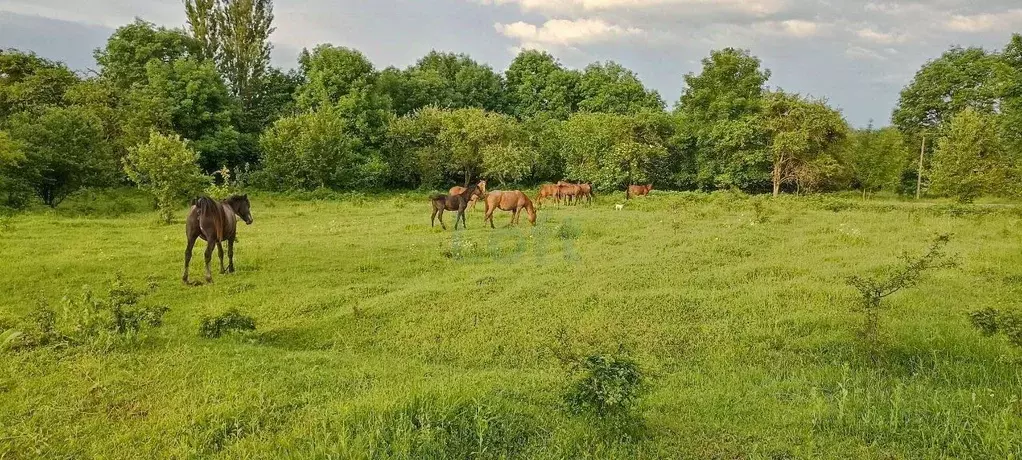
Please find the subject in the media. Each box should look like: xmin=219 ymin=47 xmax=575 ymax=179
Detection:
xmin=2 ymin=190 xmax=1022 ymax=458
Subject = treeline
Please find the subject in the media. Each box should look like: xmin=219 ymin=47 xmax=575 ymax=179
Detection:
xmin=1 ymin=0 xmax=1021 ymax=211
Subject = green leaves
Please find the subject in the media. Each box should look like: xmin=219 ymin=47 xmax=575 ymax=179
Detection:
xmin=124 ymin=131 xmax=206 ymax=223
xmin=258 ymin=105 xmax=363 ymax=190
xmin=930 ymin=108 xmax=1007 ymax=202
xmin=5 ymin=105 xmax=116 ymax=207
xmin=677 ymin=48 xmax=771 ymax=191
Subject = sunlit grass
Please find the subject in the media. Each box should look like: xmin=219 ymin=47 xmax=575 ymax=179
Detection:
xmin=2 ymin=190 xmax=1022 ymax=458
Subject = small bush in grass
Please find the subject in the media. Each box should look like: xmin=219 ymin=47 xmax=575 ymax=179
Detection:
xmin=564 ymin=352 xmax=646 ymax=420
xmin=557 ymin=221 xmax=582 ymax=240
xmin=847 ymin=234 xmax=957 ymax=355
xmin=200 ymin=309 xmax=256 ymax=338
xmin=969 ymin=308 xmax=1022 ymax=347
xmin=62 ymin=274 xmax=168 ymax=348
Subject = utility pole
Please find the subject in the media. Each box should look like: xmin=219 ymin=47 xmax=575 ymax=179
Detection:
xmin=916 ymin=133 xmax=926 ymax=200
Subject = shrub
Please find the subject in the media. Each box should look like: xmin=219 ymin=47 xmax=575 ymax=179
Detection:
xmin=199 ymin=308 xmax=256 ymax=338
xmin=4 ymin=106 xmax=117 ymax=207
xmin=847 ymin=234 xmax=957 ymax=354
xmin=62 ymin=274 xmax=168 ymax=348
xmin=124 ymin=131 xmax=207 ymax=223
xmin=969 ymin=308 xmax=1022 ymax=347
xmin=564 ymin=352 xmax=646 ymax=419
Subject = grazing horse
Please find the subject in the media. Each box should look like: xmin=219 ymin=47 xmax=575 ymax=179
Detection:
xmin=449 ymin=180 xmax=487 ymax=211
xmin=536 ymin=184 xmax=560 ymax=206
xmin=558 ymin=183 xmax=581 ymax=205
xmin=626 ymin=184 xmax=653 ymax=199
xmin=484 ymin=191 xmax=537 ymax=228
xmin=430 ymin=183 xmax=480 ymax=230
xmin=184 ymin=195 xmax=253 ymax=284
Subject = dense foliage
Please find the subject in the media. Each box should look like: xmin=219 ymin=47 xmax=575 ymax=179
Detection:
xmin=2 ymin=5 xmax=1022 ymax=211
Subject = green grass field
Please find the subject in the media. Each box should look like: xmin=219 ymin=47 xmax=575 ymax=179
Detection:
xmin=2 ymin=190 xmax=1022 ymax=458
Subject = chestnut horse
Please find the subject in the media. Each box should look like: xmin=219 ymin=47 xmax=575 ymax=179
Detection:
xmin=578 ymin=183 xmax=593 ymax=205
xmin=184 ymin=195 xmax=253 ymax=284
xmin=430 ymin=183 xmax=480 ymax=230
xmin=484 ymin=191 xmax=537 ymax=228
xmin=449 ymin=180 xmax=487 ymax=211
xmin=557 ymin=182 xmax=580 ymax=205
xmin=536 ymin=184 xmax=560 ymax=206
xmin=626 ymin=184 xmax=653 ymax=199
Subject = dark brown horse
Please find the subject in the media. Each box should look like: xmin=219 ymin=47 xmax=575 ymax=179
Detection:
xmin=484 ymin=191 xmax=537 ymax=228
xmin=184 ymin=195 xmax=253 ymax=284
xmin=430 ymin=183 xmax=480 ymax=230
xmin=449 ymin=180 xmax=487 ymax=211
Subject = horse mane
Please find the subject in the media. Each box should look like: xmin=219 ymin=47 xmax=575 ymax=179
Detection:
xmin=195 ymin=196 xmax=225 ymax=241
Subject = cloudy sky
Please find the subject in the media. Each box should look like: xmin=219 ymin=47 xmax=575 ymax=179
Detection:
xmin=2 ymin=0 xmax=1021 ymax=126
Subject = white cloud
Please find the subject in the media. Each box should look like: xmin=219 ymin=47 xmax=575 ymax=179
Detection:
xmin=846 ymin=45 xmax=886 ymax=61
xmin=855 ymin=27 xmax=907 ymax=44
xmin=943 ymin=10 xmax=1022 ymax=33
xmin=495 ymin=18 xmax=643 ymax=49
xmin=477 ymin=0 xmax=788 ymax=18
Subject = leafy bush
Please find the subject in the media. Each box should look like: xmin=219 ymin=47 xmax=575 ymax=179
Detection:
xmin=258 ymin=105 xmax=366 ymax=190
xmin=4 ymin=106 xmax=117 ymax=207
xmin=62 ymin=274 xmax=168 ymax=348
xmin=124 ymin=131 xmax=207 ymax=223
xmin=564 ymin=352 xmax=646 ymax=419
xmin=969 ymin=308 xmax=1022 ymax=347
xmin=0 ymin=275 xmax=169 ymax=351
xmin=200 ymin=308 xmax=256 ymax=338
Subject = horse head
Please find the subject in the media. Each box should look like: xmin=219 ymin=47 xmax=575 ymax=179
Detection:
xmin=228 ymin=194 xmax=254 ymax=225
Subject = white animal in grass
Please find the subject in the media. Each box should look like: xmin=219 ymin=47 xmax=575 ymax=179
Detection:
xmin=615 ymin=203 xmax=625 ymax=211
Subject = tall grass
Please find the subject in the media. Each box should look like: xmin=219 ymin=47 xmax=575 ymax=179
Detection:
xmin=1 ymin=191 xmax=1021 ymax=457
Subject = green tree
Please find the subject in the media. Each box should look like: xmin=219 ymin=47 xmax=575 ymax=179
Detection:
xmin=893 ymin=47 xmax=1000 ymax=135
xmin=246 ymin=67 xmax=300 ymax=130
xmin=436 ymin=108 xmax=516 ymax=186
xmin=560 ymin=111 xmax=670 ymax=190
xmin=520 ymin=113 xmax=565 ymax=183
xmin=123 ymin=58 xmax=239 ymax=170
xmin=676 ymin=48 xmax=771 ymax=190
xmin=0 ymin=49 xmax=80 ymax=121
xmin=296 ymin=45 xmax=375 ymax=110
xmin=404 ymin=51 xmax=505 ymax=113
xmin=5 ymin=106 xmax=116 ymax=207
xmin=259 ymin=106 xmax=373 ymax=190
xmin=185 ymin=0 xmax=275 ymax=129
xmin=763 ymin=91 xmax=848 ymax=196
xmin=844 ymin=125 xmax=908 ymax=198
xmin=999 ymin=34 xmax=1022 ymax=165
xmin=124 ymin=131 xmax=207 ymax=223
xmin=930 ymin=108 xmax=1006 ymax=202
xmin=94 ymin=19 xmax=200 ymax=90
xmin=0 ymin=130 xmax=30 ymax=208
xmin=504 ymin=50 xmax=581 ymax=119
xmin=578 ymin=61 xmax=663 ymax=114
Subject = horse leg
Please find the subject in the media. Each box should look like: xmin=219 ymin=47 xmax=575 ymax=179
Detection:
xmin=485 ymin=208 xmax=495 ymax=229
xmin=204 ymin=239 xmax=216 ymax=283
xmin=227 ymin=239 xmax=235 ymax=273
xmin=431 ymin=207 xmax=438 ymax=227
xmin=438 ymin=209 xmax=446 ymax=230
xmin=183 ymin=234 xmax=197 ymax=284
xmin=217 ymin=241 xmax=225 ymax=274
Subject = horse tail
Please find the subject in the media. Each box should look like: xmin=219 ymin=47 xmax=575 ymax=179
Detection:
xmin=196 ymin=196 xmax=224 ymax=241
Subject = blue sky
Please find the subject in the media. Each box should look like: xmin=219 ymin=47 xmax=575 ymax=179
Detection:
xmin=2 ymin=0 xmax=1021 ymax=127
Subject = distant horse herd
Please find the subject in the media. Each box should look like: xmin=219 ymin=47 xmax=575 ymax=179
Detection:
xmin=183 ymin=182 xmax=652 ymax=283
